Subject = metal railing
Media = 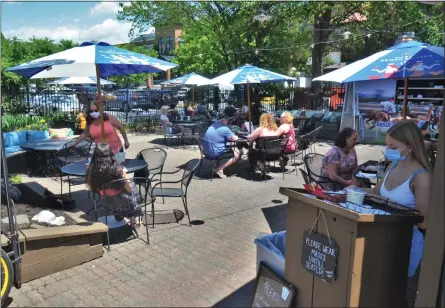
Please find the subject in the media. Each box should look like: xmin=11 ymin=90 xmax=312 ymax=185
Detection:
xmin=1 ymin=85 xmax=345 ymax=124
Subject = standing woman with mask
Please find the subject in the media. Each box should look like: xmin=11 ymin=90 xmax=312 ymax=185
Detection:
xmin=70 ymin=101 xmax=130 ymax=152
xmin=350 ymin=120 xmax=432 ymax=306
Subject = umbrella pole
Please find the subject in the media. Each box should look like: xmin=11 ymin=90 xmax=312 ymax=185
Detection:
xmin=247 ymin=83 xmax=252 ymax=133
xmin=95 ymin=64 xmax=105 ymax=141
xmin=403 ymin=77 xmax=408 ymax=119
xmin=192 ymin=85 xmax=195 ymax=106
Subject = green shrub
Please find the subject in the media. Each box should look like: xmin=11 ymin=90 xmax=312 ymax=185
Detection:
xmin=1 ymin=114 xmax=49 ymax=132
xmin=9 ymin=174 xmax=22 ymax=185
xmin=1 ymin=97 xmax=28 ymax=114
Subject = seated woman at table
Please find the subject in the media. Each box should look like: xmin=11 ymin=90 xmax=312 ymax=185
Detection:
xmin=183 ymin=102 xmax=195 ymax=117
xmin=276 ymin=112 xmax=297 ymax=167
xmin=159 ymin=106 xmax=184 ymax=135
xmin=319 ymin=127 xmax=360 ymax=190
xmin=349 ymin=121 xmax=432 ymax=304
xmin=86 ymin=143 xmax=143 ymax=229
xmin=70 ymin=101 xmax=129 ymax=153
xmin=247 ymin=113 xmax=281 ymax=176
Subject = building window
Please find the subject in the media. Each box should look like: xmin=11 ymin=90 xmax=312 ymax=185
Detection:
xmin=159 ymin=37 xmax=164 ymax=54
xmin=165 ymin=36 xmax=174 ymax=55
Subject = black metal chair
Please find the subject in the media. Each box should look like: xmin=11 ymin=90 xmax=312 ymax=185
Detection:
xmin=248 ymin=137 xmax=288 ymax=181
xmin=149 ymin=159 xmax=201 ymax=227
xmin=54 ymin=140 xmax=92 ymax=198
xmin=196 ymin=138 xmax=230 ymax=181
xmin=134 ymin=147 xmax=167 ymax=202
xmin=308 ymin=126 xmax=323 ymax=154
xmin=299 ymin=168 xmax=312 ymax=184
xmin=288 ymin=133 xmax=311 ymax=175
xmin=303 ymin=153 xmax=342 ymax=190
xmin=161 ymin=122 xmax=183 ymax=148
xmin=91 ymin=177 xmax=153 ymax=250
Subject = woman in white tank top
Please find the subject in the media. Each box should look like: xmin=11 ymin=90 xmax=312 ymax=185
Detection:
xmin=349 ymin=121 xmax=432 ymax=282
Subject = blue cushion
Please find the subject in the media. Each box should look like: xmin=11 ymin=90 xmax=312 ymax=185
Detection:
xmin=26 ymin=130 xmax=49 ymax=142
xmin=305 ymin=111 xmax=316 ymax=118
xmin=5 ymin=146 xmax=23 ymax=155
xmin=322 ymin=112 xmax=333 ymax=122
xmin=291 ymin=110 xmax=301 ymax=117
xmin=330 ymin=112 xmax=342 ymax=123
xmin=3 ymin=131 xmax=27 ymax=147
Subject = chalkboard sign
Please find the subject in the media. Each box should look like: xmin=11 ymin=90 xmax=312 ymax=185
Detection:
xmin=301 ymin=230 xmax=339 ymax=283
xmin=252 ymin=262 xmax=296 ymax=308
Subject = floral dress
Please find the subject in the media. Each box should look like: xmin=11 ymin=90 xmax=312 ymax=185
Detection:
xmin=97 ymin=180 xmax=143 ymax=218
xmin=320 ymin=146 xmax=358 ymax=190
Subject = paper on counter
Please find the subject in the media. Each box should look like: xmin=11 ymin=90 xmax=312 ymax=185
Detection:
xmin=356 ymin=172 xmax=377 ymax=179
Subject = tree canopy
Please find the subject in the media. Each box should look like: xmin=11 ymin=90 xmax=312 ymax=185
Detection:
xmin=118 ymin=1 xmax=444 ymax=79
xmin=1 ymin=35 xmax=79 ymax=89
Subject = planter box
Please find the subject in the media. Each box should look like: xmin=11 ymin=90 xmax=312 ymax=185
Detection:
xmin=1 ymin=209 xmax=108 ymax=283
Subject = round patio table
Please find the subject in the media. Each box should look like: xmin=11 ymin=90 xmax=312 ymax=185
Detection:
xmin=21 ymin=139 xmax=76 ymax=176
xmin=61 ymin=158 xmax=148 ymax=177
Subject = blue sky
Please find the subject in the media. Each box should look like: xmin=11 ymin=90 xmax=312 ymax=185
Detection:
xmin=1 ymin=1 xmax=147 ymax=44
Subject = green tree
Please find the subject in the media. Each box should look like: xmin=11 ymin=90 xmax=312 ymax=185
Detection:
xmin=1 ymin=35 xmax=78 ymax=89
xmin=118 ymin=1 xmax=311 ymax=76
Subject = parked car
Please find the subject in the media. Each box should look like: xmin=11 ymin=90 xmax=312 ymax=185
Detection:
xmin=112 ymin=89 xmax=161 ymax=112
xmin=32 ymin=95 xmax=81 ymax=115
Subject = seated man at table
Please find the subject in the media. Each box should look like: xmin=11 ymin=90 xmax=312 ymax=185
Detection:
xmin=203 ymin=113 xmax=239 ymax=178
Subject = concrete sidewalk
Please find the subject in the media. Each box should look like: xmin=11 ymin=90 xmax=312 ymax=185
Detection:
xmin=8 ymin=134 xmax=384 ymax=307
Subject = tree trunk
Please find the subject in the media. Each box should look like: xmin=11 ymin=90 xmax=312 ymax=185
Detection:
xmin=311 ymin=10 xmax=333 ymax=88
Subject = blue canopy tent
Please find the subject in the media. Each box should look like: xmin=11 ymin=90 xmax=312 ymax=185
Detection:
xmin=313 ymin=39 xmax=444 ymax=119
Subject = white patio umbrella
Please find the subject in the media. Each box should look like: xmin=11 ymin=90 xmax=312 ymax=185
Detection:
xmin=161 ymin=73 xmax=210 ymax=105
xmin=200 ymin=65 xmax=297 ymax=130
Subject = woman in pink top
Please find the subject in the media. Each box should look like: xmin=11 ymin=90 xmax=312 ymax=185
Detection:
xmin=276 ymin=112 xmax=297 ymax=167
xmin=71 ymin=101 xmax=129 ymax=152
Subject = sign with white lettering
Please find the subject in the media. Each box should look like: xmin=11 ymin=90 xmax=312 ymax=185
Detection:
xmin=301 ymin=231 xmax=338 ymax=283
xmin=252 ymin=262 xmax=296 ymax=308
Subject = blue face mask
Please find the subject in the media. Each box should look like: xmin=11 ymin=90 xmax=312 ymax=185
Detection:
xmin=385 ymin=147 xmax=409 ymax=162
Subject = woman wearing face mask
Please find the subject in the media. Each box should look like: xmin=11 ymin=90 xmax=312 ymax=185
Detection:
xmin=350 ymin=120 xmax=432 ymax=305
xmin=70 ymin=101 xmax=129 ymax=152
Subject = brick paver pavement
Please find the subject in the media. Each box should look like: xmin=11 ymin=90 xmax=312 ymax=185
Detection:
xmin=8 ymin=134 xmax=384 ymax=307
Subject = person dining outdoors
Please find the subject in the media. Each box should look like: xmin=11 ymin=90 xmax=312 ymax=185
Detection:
xmin=159 ymin=105 xmax=184 ymax=135
xmin=183 ymin=102 xmax=195 ymax=117
xmin=86 ymin=143 xmax=142 ymax=229
xmin=348 ymin=120 xmax=432 ymax=306
xmin=203 ymin=113 xmax=239 ymax=179
xmin=247 ymin=113 xmax=281 ymax=176
xmin=276 ymin=111 xmax=297 ymax=167
xmin=70 ymin=101 xmax=129 ymax=153
xmin=319 ymin=127 xmax=360 ymax=190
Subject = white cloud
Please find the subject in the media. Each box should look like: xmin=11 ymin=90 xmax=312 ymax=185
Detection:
xmin=3 ymin=18 xmax=133 ymax=45
xmin=90 ymin=0 xmax=130 ymax=15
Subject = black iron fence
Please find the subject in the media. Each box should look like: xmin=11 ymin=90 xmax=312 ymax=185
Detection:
xmin=1 ymin=84 xmax=345 ymax=124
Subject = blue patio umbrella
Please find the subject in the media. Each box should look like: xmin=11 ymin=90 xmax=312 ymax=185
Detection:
xmin=200 ymin=64 xmax=297 ymax=129
xmin=47 ymin=76 xmax=116 ymax=85
xmin=6 ymin=41 xmax=178 ymax=138
xmin=313 ymin=39 xmax=444 ymax=117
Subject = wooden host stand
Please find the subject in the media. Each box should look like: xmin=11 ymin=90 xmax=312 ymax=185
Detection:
xmin=280 ymin=187 xmax=423 ymax=307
